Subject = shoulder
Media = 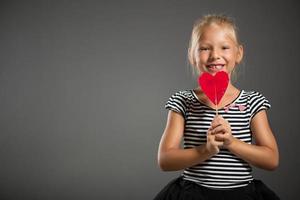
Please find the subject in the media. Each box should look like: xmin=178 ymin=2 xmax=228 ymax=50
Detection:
xmin=242 ymin=90 xmax=264 ymax=97
xmin=165 ymin=90 xmax=196 ymax=117
xmin=166 ymin=90 xmax=197 ymax=106
xmin=167 ymin=90 xmax=194 ymax=101
xmin=242 ymin=90 xmax=270 ymax=103
xmin=241 ymin=90 xmax=271 ymax=118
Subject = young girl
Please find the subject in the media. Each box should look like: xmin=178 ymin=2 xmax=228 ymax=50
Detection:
xmin=154 ymin=15 xmax=280 ymax=200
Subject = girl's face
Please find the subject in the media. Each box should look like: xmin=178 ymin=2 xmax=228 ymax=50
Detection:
xmin=195 ymin=24 xmax=243 ymax=76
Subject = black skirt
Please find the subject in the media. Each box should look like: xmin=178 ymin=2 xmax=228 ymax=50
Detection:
xmin=154 ymin=176 xmax=280 ymax=200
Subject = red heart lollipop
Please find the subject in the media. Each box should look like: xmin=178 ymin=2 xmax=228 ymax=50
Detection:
xmin=198 ymin=71 xmax=229 ymax=106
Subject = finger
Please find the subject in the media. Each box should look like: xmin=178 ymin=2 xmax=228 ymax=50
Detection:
xmin=219 ymin=116 xmax=230 ymax=127
xmin=213 ymin=140 xmax=224 ymax=147
xmin=207 ymin=130 xmax=215 ymax=139
xmin=211 ymin=126 xmax=226 ymax=135
xmin=211 ymin=121 xmax=222 ymax=129
xmin=216 ymin=115 xmax=223 ymax=120
xmin=215 ymin=133 xmax=225 ymax=141
xmin=207 ymin=129 xmax=212 ymax=135
xmin=211 ymin=116 xmax=225 ymax=129
xmin=214 ymin=115 xmax=224 ymax=122
xmin=211 ymin=116 xmax=219 ymax=127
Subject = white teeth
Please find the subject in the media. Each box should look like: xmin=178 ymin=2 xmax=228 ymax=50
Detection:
xmin=207 ymin=64 xmax=224 ymax=70
xmin=216 ymin=65 xmax=223 ymax=70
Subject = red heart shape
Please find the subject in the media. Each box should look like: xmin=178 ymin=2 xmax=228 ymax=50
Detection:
xmin=198 ymin=71 xmax=229 ymax=106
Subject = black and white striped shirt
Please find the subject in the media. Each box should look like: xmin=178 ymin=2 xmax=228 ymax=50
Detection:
xmin=165 ymin=89 xmax=271 ymax=189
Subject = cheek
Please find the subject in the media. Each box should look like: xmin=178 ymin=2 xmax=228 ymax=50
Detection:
xmin=197 ymin=53 xmax=208 ymax=63
xmin=230 ymin=49 xmax=241 ymax=61
xmin=225 ymin=52 xmax=238 ymax=63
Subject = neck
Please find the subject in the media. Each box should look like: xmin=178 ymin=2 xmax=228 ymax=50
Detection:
xmin=226 ymin=82 xmax=238 ymax=94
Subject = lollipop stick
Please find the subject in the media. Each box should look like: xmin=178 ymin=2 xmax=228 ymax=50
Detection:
xmin=214 ymin=84 xmax=218 ymax=116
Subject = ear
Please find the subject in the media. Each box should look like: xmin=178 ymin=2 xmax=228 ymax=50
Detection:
xmin=236 ymin=45 xmax=243 ymax=64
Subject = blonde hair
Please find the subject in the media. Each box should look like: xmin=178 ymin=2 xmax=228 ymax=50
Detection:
xmin=188 ymin=14 xmax=242 ymax=78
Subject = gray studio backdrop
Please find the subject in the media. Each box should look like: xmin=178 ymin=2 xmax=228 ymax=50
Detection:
xmin=0 ymin=1 xmax=299 ymax=199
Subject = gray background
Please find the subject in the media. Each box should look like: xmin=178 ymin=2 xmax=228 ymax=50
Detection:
xmin=0 ymin=0 xmax=299 ymax=199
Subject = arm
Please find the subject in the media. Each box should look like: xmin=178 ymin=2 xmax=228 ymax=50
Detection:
xmin=214 ymin=111 xmax=279 ymax=170
xmin=157 ymin=110 xmax=222 ymax=171
xmin=229 ymin=110 xmax=279 ymax=170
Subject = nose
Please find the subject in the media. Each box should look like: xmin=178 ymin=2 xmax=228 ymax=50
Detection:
xmin=209 ymin=49 xmax=220 ymax=60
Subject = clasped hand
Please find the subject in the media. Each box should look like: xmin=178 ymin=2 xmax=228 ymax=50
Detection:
xmin=206 ymin=115 xmax=234 ymax=154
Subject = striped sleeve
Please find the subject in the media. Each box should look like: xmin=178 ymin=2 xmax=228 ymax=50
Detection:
xmin=165 ymin=91 xmax=186 ymax=117
xmin=249 ymin=92 xmax=271 ymax=119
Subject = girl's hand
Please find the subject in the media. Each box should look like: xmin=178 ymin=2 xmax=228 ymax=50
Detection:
xmin=206 ymin=127 xmax=224 ymax=154
xmin=210 ymin=115 xmax=234 ymax=148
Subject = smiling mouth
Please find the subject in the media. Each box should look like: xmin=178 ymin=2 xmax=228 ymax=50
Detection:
xmin=206 ymin=64 xmax=225 ymax=72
